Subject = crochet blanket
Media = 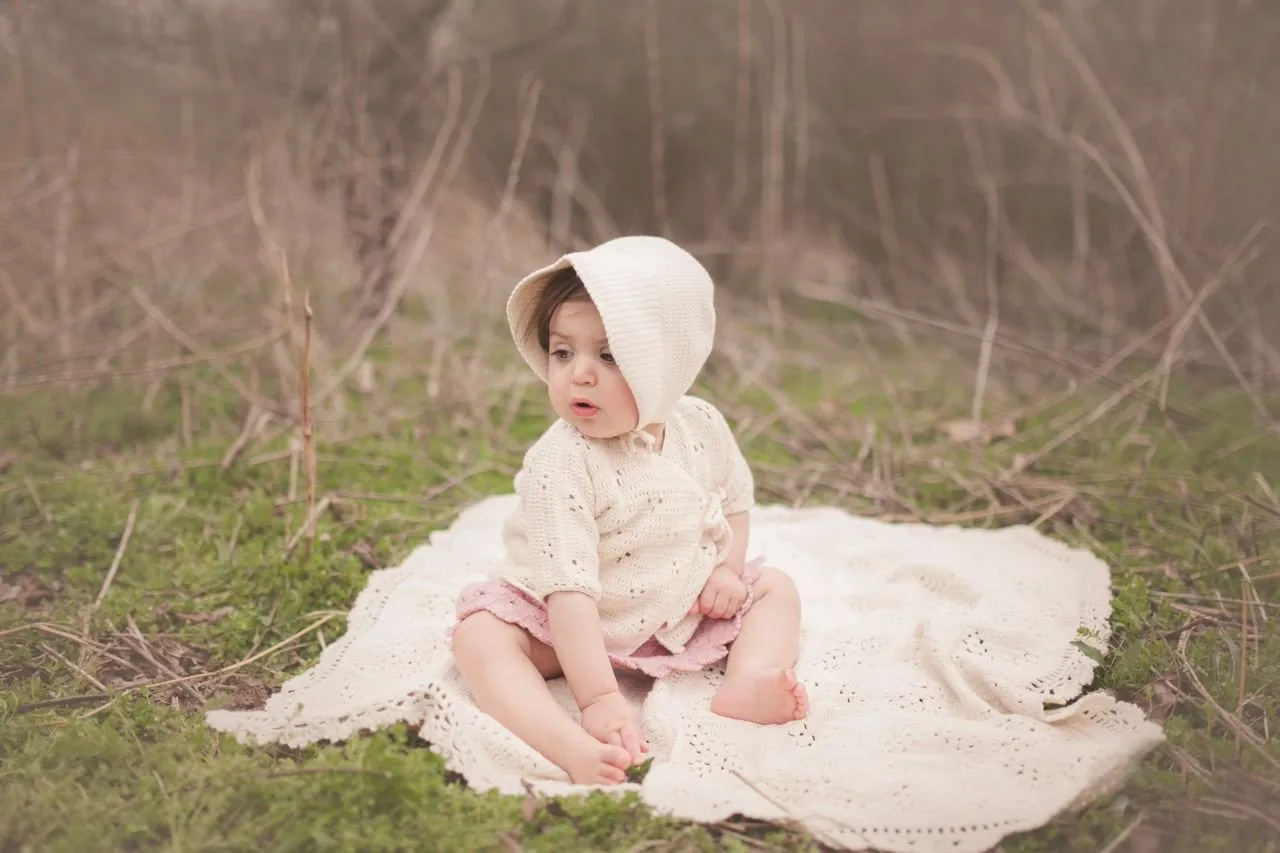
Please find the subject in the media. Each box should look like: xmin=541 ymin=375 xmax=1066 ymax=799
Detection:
xmin=205 ymin=496 xmax=1164 ymax=852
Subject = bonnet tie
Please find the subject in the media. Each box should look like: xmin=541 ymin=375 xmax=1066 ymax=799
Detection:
xmin=625 ymin=429 xmax=658 ymax=454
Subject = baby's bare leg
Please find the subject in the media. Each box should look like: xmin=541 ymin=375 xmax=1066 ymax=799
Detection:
xmin=451 ymin=612 xmax=631 ymax=784
xmin=710 ymin=566 xmax=808 ymax=724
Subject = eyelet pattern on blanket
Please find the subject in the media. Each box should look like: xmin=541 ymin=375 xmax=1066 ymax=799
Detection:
xmin=205 ymin=496 xmax=1164 ymax=853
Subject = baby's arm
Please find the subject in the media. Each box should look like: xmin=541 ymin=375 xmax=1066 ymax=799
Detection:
xmin=703 ymin=399 xmax=756 ymax=573
xmin=506 ymin=431 xmax=645 ymax=760
xmin=546 ymin=592 xmax=619 ymax=707
xmin=506 ymin=431 xmax=613 ymax=693
xmin=548 ymin=593 xmax=646 ymax=762
xmin=721 ymin=511 xmax=750 ymax=575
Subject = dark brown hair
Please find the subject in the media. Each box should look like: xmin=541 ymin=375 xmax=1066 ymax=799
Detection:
xmin=528 ymin=265 xmax=590 ymax=352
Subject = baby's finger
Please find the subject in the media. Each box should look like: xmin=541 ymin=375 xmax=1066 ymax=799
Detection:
xmin=700 ymin=588 xmax=717 ymax=613
xmin=620 ymin=726 xmax=645 ymax=764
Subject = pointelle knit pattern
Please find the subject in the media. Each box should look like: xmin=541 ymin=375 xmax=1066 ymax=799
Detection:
xmin=205 ymin=495 xmax=1165 ymax=852
xmin=205 ymin=236 xmax=1164 ymax=850
xmin=506 ymin=234 xmax=716 ymax=430
xmin=500 ymin=395 xmax=754 ymax=655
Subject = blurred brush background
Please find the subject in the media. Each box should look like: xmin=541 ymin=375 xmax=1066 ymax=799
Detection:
xmin=3 ymin=0 xmax=1277 ymax=426
xmin=3 ymin=5 xmax=1280 ymax=850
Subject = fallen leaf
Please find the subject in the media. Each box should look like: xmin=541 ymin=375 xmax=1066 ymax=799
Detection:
xmin=350 ymin=541 xmax=383 ymax=571
xmin=1145 ymin=680 xmax=1180 ymax=724
xmin=0 ymin=575 xmax=51 ymax=607
xmin=218 ymin=677 xmax=272 ymax=711
xmin=0 ymin=451 xmax=14 ymax=473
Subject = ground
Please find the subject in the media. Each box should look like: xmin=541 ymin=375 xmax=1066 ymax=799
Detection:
xmin=2 ymin=309 xmax=1278 ymax=852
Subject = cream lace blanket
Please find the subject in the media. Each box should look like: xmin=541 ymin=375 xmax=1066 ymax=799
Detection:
xmin=205 ymin=496 xmax=1164 ymax=852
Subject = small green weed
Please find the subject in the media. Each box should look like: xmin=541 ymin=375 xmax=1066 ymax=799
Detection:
xmin=2 ymin=343 xmax=1277 ymax=852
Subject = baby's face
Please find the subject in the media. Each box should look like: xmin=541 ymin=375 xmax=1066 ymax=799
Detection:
xmin=545 ymin=298 xmax=640 ymax=439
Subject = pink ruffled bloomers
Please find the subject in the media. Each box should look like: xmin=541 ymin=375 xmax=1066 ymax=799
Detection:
xmin=454 ymin=557 xmax=764 ymax=678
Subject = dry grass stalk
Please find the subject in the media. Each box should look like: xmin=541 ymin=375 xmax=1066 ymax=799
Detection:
xmin=284 ymin=493 xmax=332 ymax=561
xmin=643 ymin=0 xmax=671 ymax=237
xmin=1007 ymin=251 xmax=1254 ymax=475
xmin=301 ymin=289 xmax=316 ymax=557
xmin=730 ymin=0 xmax=752 ymax=209
xmin=1174 ymin=630 xmax=1278 ymax=771
xmin=122 ymin=280 xmax=275 ymax=414
xmin=312 ymin=63 xmax=471 ymax=407
xmin=38 ymin=641 xmax=109 ymax=694
xmin=729 ymin=769 xmax=847 ymax=850
xmin=92 ymin=498 xmax=140 ymax=609
xmin=1235 ymin=577 xmax=1248 ymax=758
xmin=27 ymin=609 xmax=347 ymax=721
xmin=957 ymin=119 xmax=1002 ymax=459
xmin=123 ymin=613 xmax=204 ymax=704
xmin=22 ymin=476 xmax=51 ymax=525
xmin=52 ymin=144 xmax=78 ymax=382
xmin=220 ymin=406 xmax=266 ymax=470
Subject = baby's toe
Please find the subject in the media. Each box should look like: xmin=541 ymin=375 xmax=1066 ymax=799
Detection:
xmin=603 ymin=745 xmax=632 ymax=771
xmin=792 ymin=680 xmax=809 ymax=719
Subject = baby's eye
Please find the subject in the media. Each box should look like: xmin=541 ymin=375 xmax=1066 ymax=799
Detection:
xmin=551 ymin=348 xmax=571 ymax=361
xmin=601 ymin=351 xmax=616 ymax=365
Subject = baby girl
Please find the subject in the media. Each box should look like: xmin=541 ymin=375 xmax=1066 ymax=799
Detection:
xmin=450 ymin=236 xmax=806 ymax=785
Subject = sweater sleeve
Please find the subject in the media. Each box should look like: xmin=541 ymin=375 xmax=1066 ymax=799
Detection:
xmin=691 ymin=398 xmax=755 ymax=515
xmin=720 ymin=426 xmax=755 ymax=516
xmin=502 ymin=428 xmax=602 ymax=600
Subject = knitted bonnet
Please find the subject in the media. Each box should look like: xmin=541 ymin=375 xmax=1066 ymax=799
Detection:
xmin=506 ymin=235 xmax=716 ymax=429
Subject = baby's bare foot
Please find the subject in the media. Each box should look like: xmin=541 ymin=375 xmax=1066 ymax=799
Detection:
xmin=710 ymin=667 xmax=808 ymax=725
xmin=554 ymin=730 xmax=634 ymax=785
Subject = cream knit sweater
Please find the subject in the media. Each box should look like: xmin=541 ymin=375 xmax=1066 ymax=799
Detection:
xmin=495 ymin=236 xmax=750 ymax=655
xmin=499 ymin=394 xmax=755 ymax=656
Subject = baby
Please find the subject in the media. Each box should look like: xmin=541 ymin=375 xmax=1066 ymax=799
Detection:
xmin=451 ymin=236 xmax=806 ymax=785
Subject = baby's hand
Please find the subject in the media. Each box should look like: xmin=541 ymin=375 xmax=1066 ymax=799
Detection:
xmin=689 ymin=564 xmax=747 ymax=620
xmin=579 ymin=691 xmax=647 ymax=766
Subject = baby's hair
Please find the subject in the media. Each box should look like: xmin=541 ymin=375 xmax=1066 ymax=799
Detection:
xmin=530 ymin=266 xmax=590 ymax=352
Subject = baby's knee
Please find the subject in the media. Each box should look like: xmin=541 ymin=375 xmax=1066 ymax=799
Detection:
xmin=452 ymin=611 xmax=527 ymax=659
xmin=755 ymin=566 xmax=799 ymax=600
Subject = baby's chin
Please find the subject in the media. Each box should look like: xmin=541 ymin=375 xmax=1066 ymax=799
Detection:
xmin=568 ymin=419 xmax=632 ymax=441
xmin=554 ymin=406 xmax=634 ymax=440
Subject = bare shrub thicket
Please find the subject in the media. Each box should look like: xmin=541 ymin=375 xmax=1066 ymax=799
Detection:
xmin=2 ymin=0 xmax=1278 ymax=420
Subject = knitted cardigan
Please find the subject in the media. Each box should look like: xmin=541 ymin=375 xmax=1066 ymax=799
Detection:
xmin=499 ymin=394 xmax=754 ymax=655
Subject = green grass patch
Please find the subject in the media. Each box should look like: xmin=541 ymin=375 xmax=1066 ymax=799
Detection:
xmin=2 ymin=353 xmax=1278 ymax=852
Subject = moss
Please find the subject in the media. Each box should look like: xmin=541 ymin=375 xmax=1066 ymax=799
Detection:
xmin=2 ymin=362 xmax=1277 ymax=852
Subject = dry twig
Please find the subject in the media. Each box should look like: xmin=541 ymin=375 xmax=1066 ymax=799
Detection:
xmin=301 ymin=290 xmax=316 ymax=556
xmin=93 ymin=499 xmax=140 ymax=609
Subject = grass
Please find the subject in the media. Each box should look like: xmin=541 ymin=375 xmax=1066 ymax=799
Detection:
xmin=2 ymin=315 xmax=1278 ymax=853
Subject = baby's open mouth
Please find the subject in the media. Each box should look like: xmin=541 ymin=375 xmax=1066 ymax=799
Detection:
xmin=571 ymin=401 xmax=599 ymax=416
